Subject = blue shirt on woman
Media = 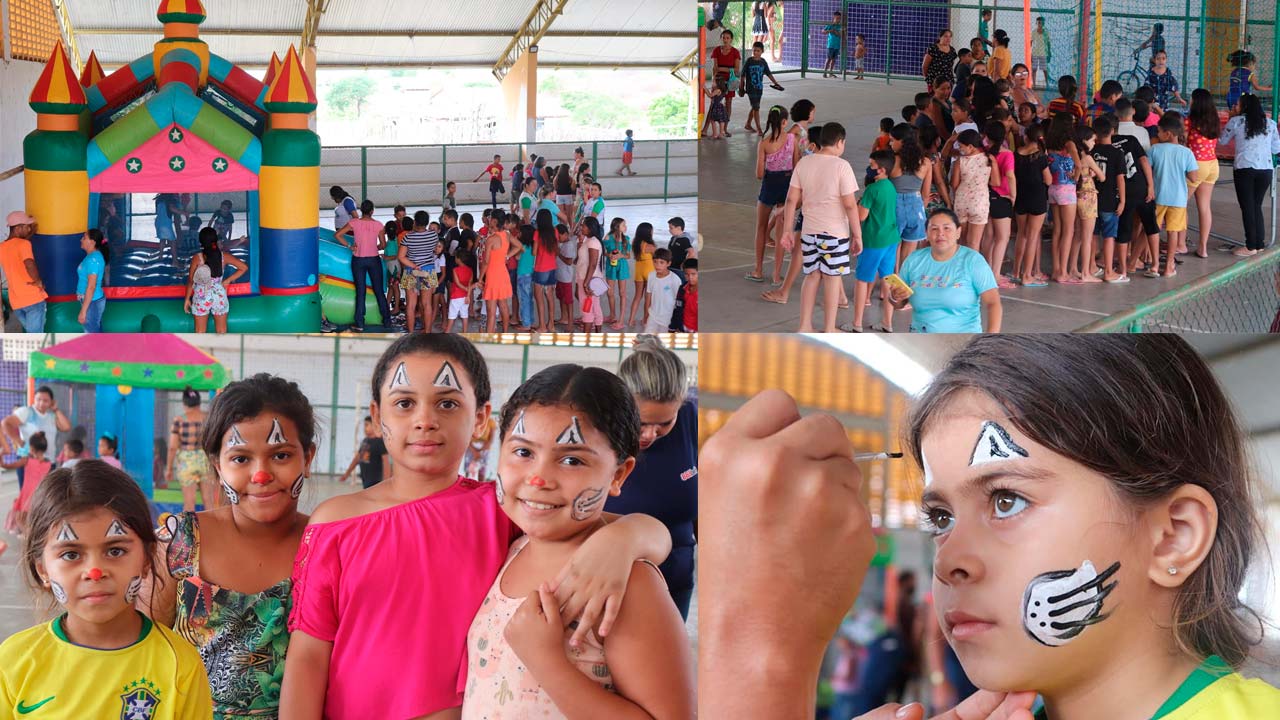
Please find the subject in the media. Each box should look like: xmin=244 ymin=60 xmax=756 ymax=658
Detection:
xmin=899 ymin=246 xmax=996 ymax=333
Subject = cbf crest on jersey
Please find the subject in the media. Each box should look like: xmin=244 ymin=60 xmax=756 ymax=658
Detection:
xmin=119 ymin=677 xmax=161 ymax=720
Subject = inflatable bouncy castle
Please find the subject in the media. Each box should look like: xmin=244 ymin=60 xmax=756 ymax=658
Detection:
xmin=23 ymin=0 xmax=322 ymax=332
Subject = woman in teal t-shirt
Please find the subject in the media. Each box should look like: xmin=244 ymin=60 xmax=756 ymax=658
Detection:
xmin=76 ymin=229 xmax=108 ymax=332
xmin=889 ymin=208 xmax=1002 ymax=332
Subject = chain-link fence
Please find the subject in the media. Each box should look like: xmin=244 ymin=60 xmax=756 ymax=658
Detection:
xmin=721 ymin=0 xmax=1279 ymax=115
xmin=1078 ymin=247 xmax=1280 ymax=332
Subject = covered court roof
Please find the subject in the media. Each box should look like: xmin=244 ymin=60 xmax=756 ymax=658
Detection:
xmin=64 ymin=0 xmax=694 ymax=71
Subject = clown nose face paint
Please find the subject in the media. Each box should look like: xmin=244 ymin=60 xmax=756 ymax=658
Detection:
xmin=87 ymin=567 xmax=103 ymax=581
xmin=1021 ymin=560 xmax=1120 ymax=646
xmin=528 ymin=475 xmax=546 ymax=487
xmin=251 ymin=471 xmax=272 ymax=485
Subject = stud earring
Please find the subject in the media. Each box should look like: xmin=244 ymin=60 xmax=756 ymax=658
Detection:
xmin=1167 ymin=566 xmax=1178 ymax=575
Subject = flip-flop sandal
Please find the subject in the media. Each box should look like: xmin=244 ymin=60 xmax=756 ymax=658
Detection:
xmin=839 ymin=323 xmax=862 ymax=333
xmin=761 ymin=292 xmax=787 ymax=304
xmin=744 ymin=273 xmax=765 ymax=282
xmin=869 ymin=324 xmax=894 ymax=333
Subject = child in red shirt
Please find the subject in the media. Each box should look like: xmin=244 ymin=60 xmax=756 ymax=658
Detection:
xmin=447 ymin=248 xmax=476 ymax=333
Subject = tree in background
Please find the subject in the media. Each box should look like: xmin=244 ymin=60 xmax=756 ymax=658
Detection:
xmin=325 ymin=76 xmax=376 ymax=118
xmin=648 ymin=92 xmax=692 ymax=136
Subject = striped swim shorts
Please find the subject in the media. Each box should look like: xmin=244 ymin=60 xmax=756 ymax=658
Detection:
xmin=801 ymin=233 xmax=852 ymax=276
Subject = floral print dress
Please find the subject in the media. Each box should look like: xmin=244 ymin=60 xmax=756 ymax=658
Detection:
xmin=161 ymin=512 xmax=292 ymax=719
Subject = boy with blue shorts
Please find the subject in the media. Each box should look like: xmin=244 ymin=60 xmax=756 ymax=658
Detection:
xmin=850 ymin=150 xmax=901 ymax=332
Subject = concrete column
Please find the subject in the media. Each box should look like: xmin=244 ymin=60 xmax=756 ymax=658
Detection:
xmin=501 ymin=49 xmax=537 ymax=144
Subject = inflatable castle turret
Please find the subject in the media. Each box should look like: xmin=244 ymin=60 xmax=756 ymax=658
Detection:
xmin=21 ymin=0 xmax=321 ymax=332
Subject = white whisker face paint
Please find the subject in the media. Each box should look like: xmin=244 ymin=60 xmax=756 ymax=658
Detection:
xmin=221 ymin=480 xmax=240 ymax=505
xmin=125 ymin=576 xmax=142 ymax=604
xmin=571 ymin=487 xmax=607 ymax=521
xmin=51 ymin=581 xmax=68 ymax=604
xmin=494 ymin=473 xmax=506 ymax=504
xmin=556 ymin=417 xmax=584 ymax=446
xmin=433 ymin=361 xmax=461 ymax=391
xmin=56 ymin=522 xmax=78 ymax=543
xmin=105 ymin=519 xmax=128 ymax=538
xmin=1021 ymin=560 xmax=1120 ymax=646
xmin=512 ymin=411 xmax=526 ymax=437
xmin=390 ymin=361 xmax=411 ymax=389
xmin=267 ymin=418 xmax=288 ymax=446
xmin=290 ymin=473 xmax=305 ymax=499
xmin=226 ymin=426 xmax=247 ymax=448
xmin=970 ymin=421 xmax=1029 ymax=466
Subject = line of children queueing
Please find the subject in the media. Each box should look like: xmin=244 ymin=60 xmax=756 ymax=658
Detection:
xmin=0 ymin=334 xmax=696 ymax=719
xmin=333 ymin=161 xmax=697 ymax=335
xmin=756 ymin=72 xmax=1249 ymax=319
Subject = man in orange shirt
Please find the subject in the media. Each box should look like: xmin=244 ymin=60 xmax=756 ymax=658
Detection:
xmin=2 ymin=211 xmax=49 ymax=331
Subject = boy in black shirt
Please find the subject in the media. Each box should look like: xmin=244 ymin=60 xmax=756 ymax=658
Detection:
xmin=1090 ymin=117 xmax=1128 ymax=282
xmin=1110 ymin=106 xmax=1159 ymax=276
xmin=740 ymin=42 xmax=784 ymax=135
xmin=667 ymin=216 xmax=696 ymax=282
xmin=340 ymin=416 xmax=389 ymax=489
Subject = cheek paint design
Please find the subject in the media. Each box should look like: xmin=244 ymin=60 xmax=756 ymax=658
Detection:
xmin=51 ymin=581 xmax=68 ymax=604
xmin=556 ymin=417 xmax=585 ymax=446
xmin=512 ymin=411 xmax=526 ymax=436
xmin=267 ymin=418 xmax=288 ymax=446
xmin=390 ymin=361 xmax=412 ymax=389
xmin=494 ymin=473 xmax=506 ymax=503
xmin=571 ymin=487 xmax=607 ymax=521
xmin=381 ymin=421 xmax=392 ymax=442
xmin=56 ymin=522 xmax=78 ymax=542
xmin=221 ymin=480 xmax=240 ymax=505
xmin=970 ymin=421 xmax=1029 ymax=466
xmin=251 ymin=471 xmax=272 ymax=485
xmin=105 ymin=519 xmax=128 ymax=537
xmin=433 ymin=361 xmax=462 ymax=390
xmin=227 ymin=425 xmax=247 ymax=448
xmin=125 ymin=576 xmax=142 ymax=604
xmin=290 ymin=473 xmax=305 ymax=499
xmin=1021 ymin=560 xmax=1120 ymax=646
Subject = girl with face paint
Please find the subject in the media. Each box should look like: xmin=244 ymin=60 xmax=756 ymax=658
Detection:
xmin=461 ymin=364 xmax=695 ymax=719
xmin=0 ymin=460 xmax=213 ymax=717
xmin=139 ymin=374 xmax=317 ymax=719
xmin=281 ymin=335 xmax=672 ymax=720
xmin=907 ymin=335 xmax=1278 ymax=719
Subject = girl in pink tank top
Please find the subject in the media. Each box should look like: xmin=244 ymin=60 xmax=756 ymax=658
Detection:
xmin=282 ymin=336 xmax=674 ymax=720
xmin=461 ymin=363 xmax=695 ymax=720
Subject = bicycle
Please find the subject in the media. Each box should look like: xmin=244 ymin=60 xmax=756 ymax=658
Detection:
xmin=1116 ymin=50 xmax=1151 ymax=96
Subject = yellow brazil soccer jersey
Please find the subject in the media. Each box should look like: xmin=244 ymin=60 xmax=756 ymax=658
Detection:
xmin=1033 ymin=655 xmax=1280 ymax=720
xmin=1155 ymin=656 xmax=1280 ymax=720
xmin=0 ymin=613 xmax=212 ymax=720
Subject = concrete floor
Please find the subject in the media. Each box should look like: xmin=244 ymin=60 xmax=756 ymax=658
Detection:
xmin=700 ymin=77 xmax=1269 ymax=332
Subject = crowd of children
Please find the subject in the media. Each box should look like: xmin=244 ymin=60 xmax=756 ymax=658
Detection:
xmin=328 ymin=147 xmax=698 ymax=334
xmin=0 ymin=335 xmax=696 ymax=719
xmin=745 ymin=41 xmax=1276 ymax=331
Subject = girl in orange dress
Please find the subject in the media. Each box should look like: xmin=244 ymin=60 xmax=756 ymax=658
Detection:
xmin=482 ymin=210 xmax=523 ymax=332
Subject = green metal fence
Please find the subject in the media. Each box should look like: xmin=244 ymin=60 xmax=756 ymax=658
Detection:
xmin=322 ymin=138 xmax=697 ymax=208
xmin=1077 ymin=247 xmax=1280 ymax=332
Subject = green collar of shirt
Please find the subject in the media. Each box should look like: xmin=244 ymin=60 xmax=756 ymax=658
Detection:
xmin=52 ymin=611 xmax=153 ymax=649
xmin=1032 ymin=656 xmax=1230 ymax=720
